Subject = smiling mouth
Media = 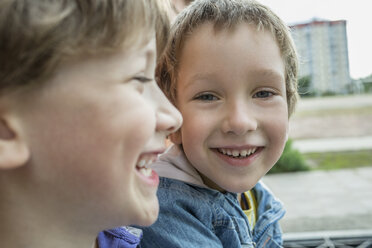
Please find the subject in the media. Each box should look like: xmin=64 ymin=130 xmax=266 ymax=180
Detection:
xmin=216 ymin=147 xmax=259 ymax=158
xmin=136 ymin=155 xmax=157 ymax=177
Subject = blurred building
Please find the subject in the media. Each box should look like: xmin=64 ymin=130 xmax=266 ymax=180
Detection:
xmin=291 ymin=18 xmax=351 ymax=95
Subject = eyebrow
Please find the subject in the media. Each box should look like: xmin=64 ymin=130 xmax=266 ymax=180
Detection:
xmin=254 ymin=69 xmax=285 ymax=81
xmin=189 ymin=72 xmax=215 ymax=83
xmin=183 ymin=72 xmax=216 ymax=91
xmin=145 ymin=49 xmax=155 ymax=70
xmin=147 ymin=48 xmax=155 ymax=61
xmin=184 ymin=69 xmax=284 ymax=88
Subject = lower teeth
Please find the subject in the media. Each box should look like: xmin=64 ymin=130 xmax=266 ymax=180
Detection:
xmin=230 ymin=155 xmax=246 ymax=158
xmin=219 ymin=150 xmax=251 ymax=158
xmin=216 ymin=148 xmax=259 ymax=158
xmin=139 ymin=167 xmax=152 ymax=177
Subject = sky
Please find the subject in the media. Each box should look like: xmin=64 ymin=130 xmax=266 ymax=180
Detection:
xmin=259 ymin=0 xmax=372 ymax=79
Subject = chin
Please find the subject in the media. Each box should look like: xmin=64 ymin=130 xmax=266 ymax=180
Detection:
xmin=135 ymin=199 xmax=160 ymax=227
xmin=223 ymin=180 xmax=257 ymax=194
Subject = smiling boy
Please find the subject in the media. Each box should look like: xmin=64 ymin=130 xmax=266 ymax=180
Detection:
xmin=0 ymin=1 xmax=182 ymax=247
xmin=140 ymin=0 xmax=298 ymax=247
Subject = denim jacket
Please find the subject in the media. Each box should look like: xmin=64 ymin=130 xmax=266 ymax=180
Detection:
xmin=139 ymin=146 xmax=286 ymax=248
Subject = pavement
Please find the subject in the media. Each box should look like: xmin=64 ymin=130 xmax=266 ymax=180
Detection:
xmin=262 ymin=166 xmax=372 ymax=234
xmin=292 ymin=135 xmax=372 ymax=153
xmin=260 ymin=94 xmax=372 ymax=238
xmin=289 ymin=94 xmax=372 ymax=140
xmin=295 ymin=94 xmax=372 ymax=111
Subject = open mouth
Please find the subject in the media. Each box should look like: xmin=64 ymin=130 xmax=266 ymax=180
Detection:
xmin=216 ymin=147 xmax=259 ymax=159
xmin=136 ymin=155 xmax=157 ymax=177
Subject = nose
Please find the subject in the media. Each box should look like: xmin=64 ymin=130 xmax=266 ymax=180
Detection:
xmin=155 ymin=88 xmax=182 ymax=135
xmin=221 ymin=101 xmax=257 ymax=135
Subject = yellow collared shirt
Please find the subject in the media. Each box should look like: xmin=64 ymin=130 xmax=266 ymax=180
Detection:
xmin=240 ymin=190 xmax=258 ymax=230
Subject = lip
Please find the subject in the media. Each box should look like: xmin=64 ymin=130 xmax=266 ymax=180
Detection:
xmin=138 ymin=149 xmax=165 ymax=161
xmin=214 ymin=144 xmax=260 ymax=150
xmin=135 ymin=149 xmax=165 ymax=187
xmin=136 ymin=168 xmax=159 ymax=187
xmin=211 ymin=146 xmax=263 ymax=167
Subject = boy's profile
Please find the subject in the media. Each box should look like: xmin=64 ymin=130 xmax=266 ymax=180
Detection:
xmin=0 ymin=0 xmax=182 ymax=247
xmin=140 ymin=0 xmax=298 ymax=247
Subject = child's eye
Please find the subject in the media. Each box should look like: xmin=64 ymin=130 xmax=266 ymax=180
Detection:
xmin=194 ymin=93 xmax=218 ymax=101
xmin=254 ymin=91 xmax=274 ymax=98
xmin=133 ymin=76 xmax=153 ymax=83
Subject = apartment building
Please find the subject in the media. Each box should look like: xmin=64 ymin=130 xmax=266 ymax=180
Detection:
xmin=291 ymin=18 xmax=351 ymax=94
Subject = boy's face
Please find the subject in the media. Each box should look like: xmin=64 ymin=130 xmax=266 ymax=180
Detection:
xmin=174 ymin=23 xmax=288 ymax=193
xmin=14 ymin=36 xmax=181 ymax=227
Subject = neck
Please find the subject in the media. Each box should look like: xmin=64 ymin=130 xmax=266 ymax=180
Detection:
xmin=0 ymin=176 xmax=99 ymax=248
xmin=0 ymin=202 xmax=98 ymax=248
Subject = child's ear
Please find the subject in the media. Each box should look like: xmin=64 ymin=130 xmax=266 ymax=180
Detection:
xmin=169 ymin=130 xmax=182 ymax=145
xmin=0 ymin=115 xmax=30 ymax=170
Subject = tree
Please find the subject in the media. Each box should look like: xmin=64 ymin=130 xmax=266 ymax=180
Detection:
xmin=298 ymin=75 xmax=315 ymax=97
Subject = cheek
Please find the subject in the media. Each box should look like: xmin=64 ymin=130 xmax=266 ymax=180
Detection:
xmin=107 ymin=105 xmax=157 ymax=179
xmin=180 ymin=111 xmax=212 ymax=145
xmin=265 ymin=113 xmax=289 ymax=157
xmin=31 ymin=102 xmax=156 ymax=176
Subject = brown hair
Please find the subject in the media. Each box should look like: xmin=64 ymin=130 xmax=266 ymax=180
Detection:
xmin=0 ymin=0 xmax=171 ymax=95
xmin=157 ymin=0 xmax=299 ymax=116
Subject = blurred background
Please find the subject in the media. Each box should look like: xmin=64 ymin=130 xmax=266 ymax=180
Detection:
xmin=257 ymin=0 xmax=372 ymax=246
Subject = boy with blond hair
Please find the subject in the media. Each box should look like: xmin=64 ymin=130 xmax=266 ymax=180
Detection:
xmin=140 ymin=0 xmax=298 ymax=247
xmin=0 ymin=1 xmax=182 ymax=247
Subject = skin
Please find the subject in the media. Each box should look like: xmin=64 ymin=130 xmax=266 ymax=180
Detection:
xmin=173 ymin=22 xmax=289 ymax=193
xmin=170 ymin=0 xmax=192 ymax=21
xmin=0 ymin=35 xmax=182 ymax=247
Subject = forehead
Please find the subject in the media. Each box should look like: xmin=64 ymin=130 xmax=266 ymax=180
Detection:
xmin=179 ymin=21 xmax=281 ymax=61
xmin=174 ymin=21 xmax=286 ymax=97
xmin=124 ymin=32 xmax=156 ymax=55
xmin=178 ymin=22 xmax=284 ymax=75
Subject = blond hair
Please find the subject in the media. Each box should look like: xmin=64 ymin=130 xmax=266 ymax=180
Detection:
xmin=157 ymin=0 xmax=299 ymax=116
xmin=0 ymin=0 xmax=171 ymax=95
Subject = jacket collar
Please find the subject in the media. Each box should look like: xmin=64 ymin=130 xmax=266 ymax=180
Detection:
xmin=153 ymin=145 xmax=208 ymax=188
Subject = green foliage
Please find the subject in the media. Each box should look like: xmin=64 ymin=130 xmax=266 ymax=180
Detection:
xmin=360 ymin=74 xmax=372 ymax=93
xmin=304 ymin=150 xmax=372 ymax=171
xmin=298 ymin=75 xmax=316 ymax=97
xmin=321 ymin=91 xmax=337 ymax=96
xmin=363 ymin=82 xmax=372 ymax=93
xmin=269 ymin=139 xmax=310 ymax=174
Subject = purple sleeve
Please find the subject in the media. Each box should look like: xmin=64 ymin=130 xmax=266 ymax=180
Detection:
xmin=97 ymin=227 xmax=142 ymax=248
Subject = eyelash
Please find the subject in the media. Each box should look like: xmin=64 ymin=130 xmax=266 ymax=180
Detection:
xmin=194 ymin=90 xmax=275 ymax=101
xmin=253 ymin=90 xmax=275 ymax=98
xmin=194 ymin=93 xmax=218 ymax=101
xmin=133 ymin=76 xmax=152 ymax=83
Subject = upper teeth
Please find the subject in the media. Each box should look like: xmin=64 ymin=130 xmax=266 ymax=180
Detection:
xmin=136 ymin=157 xmax=156 ymax=168
xmin=218 ymin=148 xmax=257 ymax=157
xmin=136 ymin=157 xmax=156 ymax=177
